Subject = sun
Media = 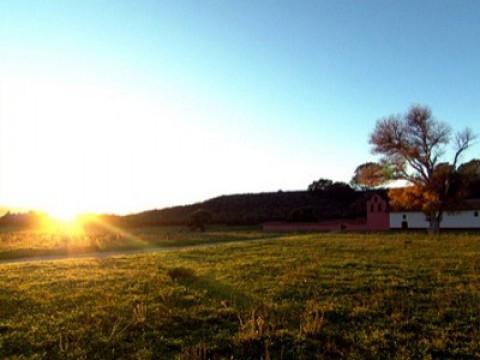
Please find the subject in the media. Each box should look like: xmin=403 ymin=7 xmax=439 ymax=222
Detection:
xmin=42 ymin=204 xmax=86 ymax=230
xmin=49 ymin=208 xmax=80 ymax=223
xmin=42 ymin=211 xmax=85 ymax=235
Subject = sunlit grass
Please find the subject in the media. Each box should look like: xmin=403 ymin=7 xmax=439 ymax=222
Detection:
xmin=0 ymin=225 xmax=270 ymax=260
xmin=1 ymin=231 xmax=480 ymax=358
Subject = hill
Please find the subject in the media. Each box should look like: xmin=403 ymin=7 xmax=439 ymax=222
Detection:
xmin=0 ymin=189 xmax=382 ymax=228
xmin=112 ymin=189 xmax=375 ymax=227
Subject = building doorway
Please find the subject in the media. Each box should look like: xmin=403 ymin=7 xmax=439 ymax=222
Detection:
xmin=401 ymin=214 xmax=408 ymax=229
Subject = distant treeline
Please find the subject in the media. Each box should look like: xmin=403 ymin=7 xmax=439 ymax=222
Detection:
xmin=0 ymin=189 xmax=369 ymax=228
xmin=2 ymin=174 xmax=479 ymax=228
xmin=0 ymin=211 xmax=50 ymax=228
xmin=105 ymin=188 xmax=372 ymax=227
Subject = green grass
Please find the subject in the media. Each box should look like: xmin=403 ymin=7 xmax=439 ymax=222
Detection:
xmin=0 ymin=226 xmax=275 ymax=261
xmin=1 ymin=231 xmax=480 ymax=358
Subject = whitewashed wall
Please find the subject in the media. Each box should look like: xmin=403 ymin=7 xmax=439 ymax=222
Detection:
xmin=390 ymin=210 xmax=480 ymax=229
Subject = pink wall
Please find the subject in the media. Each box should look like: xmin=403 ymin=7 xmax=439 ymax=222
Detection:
xmin=366 ymin=194 xmax=390 ymax=230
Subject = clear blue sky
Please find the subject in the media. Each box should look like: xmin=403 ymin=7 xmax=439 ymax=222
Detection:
xmin=0 ymin=0 xmax=479 ymax=214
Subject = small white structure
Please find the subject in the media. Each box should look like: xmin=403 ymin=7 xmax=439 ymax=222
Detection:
xmin=390 ymin=207 xmax=480 ymax=230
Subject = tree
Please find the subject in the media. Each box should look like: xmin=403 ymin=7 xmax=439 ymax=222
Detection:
xmin=308 ymin=178 xmax=333 ymax=192
xmin=328 ymin=181 xmax=356 ymax=200
xmin=369 ymin=105 xmax=476 ymax=233
xmin=351 ymin=162 xmax=387 ymax=189
xmin=188 ymin=209 xmax=213 ymax=232
xmin=308 ymin=178 xmax=356 ymax=202
xmin=458 ymin=159 xmax=480 ymax=197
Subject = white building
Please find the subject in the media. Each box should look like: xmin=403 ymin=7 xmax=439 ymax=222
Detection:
xmin=390 ymin=200 xmax=480 ymax=229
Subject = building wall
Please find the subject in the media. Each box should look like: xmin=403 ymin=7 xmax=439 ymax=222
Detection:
xmin=390 ymin=210 xmax=480 ymax=229
xmin=366 ymin=194 xmax=390 ymax=230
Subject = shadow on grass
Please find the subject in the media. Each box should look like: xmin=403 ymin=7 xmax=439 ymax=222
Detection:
xmin=0 ymin=248 xmax=72 ymax=261
xmin=153 ymin=232 xmax=283 ymax=248
xmin=168 ymin=266 xmax=255 ymax=309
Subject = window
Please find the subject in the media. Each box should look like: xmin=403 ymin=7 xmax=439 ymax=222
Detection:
xmin=475 ymin=211 xmax=479 ymax=217
xmin=370 ymin=204 xmax=375 ymax=212
xmin=377 ymin=204 xmax=383 ymax=212
xmin=402 ymin=214 xmax=407 ymax=220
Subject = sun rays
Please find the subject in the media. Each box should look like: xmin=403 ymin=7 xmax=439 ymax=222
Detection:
xmin=38 ymin=211 xmax=149 ymax=253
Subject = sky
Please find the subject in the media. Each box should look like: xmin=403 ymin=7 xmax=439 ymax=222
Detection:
xmin=1 ymin=0 xmax=479 ymax=217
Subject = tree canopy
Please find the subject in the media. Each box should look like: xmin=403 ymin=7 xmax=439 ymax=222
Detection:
xmin=308 ymin=178 xmax=355 ymax=200
xmin=368 ymin=105 xmax=476 ymax=232
xmin=351 ymin=162 xmax=387 ymax=189
xmin=307 ymin=178 xmax=333 ymax=192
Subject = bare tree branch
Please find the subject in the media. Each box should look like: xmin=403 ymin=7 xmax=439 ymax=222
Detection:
xmin=453 ymin=128 xmax=476 ymax=169
xmin=368 ymin=105 xmax=477 ymax=233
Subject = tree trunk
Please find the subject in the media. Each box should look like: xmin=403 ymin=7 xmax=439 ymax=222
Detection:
xmin=428 ymin=212 xmax=442 ymax=235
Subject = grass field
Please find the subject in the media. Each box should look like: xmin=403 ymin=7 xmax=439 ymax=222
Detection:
xmin=0 ymin=226 xmax=275 ymax=261
xmin=1 ymin=230 xmax=480 ymax=358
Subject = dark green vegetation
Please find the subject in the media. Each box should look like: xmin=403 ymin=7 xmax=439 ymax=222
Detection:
xmin=111 ymin=188 xmax=367 ymax=226
xmin=2 ymin=231 xmax=480 ymax=358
